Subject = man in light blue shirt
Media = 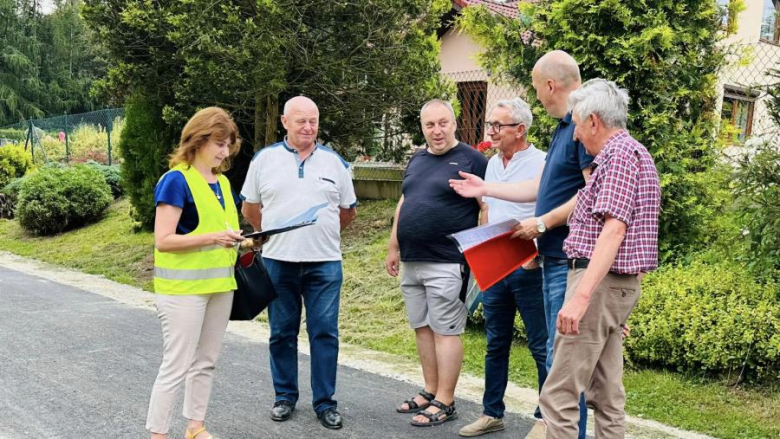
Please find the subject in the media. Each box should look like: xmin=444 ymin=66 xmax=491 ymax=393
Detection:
xmin=241 ymin=96 xmax=357 ymax=430
xmin=458 ymin=98 xmax=548 ymax=437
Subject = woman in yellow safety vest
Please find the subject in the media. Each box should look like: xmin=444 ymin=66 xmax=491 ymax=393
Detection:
xmin=147 ymin=107 xmax=243 ymax=439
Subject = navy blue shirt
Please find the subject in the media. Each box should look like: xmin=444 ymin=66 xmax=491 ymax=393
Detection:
xmin=398 ymin=142 xmax=488 ymax=263
xmin=154 ymin=171 xmax=241 ymax=235
xmin=535 ymin=113 xmax=594 ymax=258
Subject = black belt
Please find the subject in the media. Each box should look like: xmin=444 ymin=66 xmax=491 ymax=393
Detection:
xmin=567 ymin=258 xmax=590 ymax=270
xmin=567 ymin=258 xmax=637 ymax=277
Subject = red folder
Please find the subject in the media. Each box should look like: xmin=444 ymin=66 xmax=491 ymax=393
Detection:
xmin=463 ymin=232 xmax=538 ymax=291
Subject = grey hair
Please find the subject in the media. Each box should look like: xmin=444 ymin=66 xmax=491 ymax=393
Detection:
xmin=568 ymin=79 xmax=630 ymax=129
xmin=421 ymin=99 xmax=456 ymax=121
xmin=495 ymin=98 xmax=533 ymax=132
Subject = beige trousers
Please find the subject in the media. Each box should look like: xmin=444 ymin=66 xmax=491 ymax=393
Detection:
xmin=146 ymin=291 xmax=233 ymax=434
xmin=539 ymin=269 xmax=640 ymax=439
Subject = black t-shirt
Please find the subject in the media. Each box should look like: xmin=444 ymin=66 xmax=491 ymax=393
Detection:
xmin=398 ymin=142 xmax=488 ymax=263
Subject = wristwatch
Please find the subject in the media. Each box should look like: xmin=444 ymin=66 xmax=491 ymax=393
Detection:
xmin=536 ymin=217 xmax=547 ymax=234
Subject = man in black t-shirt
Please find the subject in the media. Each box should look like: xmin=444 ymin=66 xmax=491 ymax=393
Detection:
xmin=385 ymin=99 xmax=488 ymax=427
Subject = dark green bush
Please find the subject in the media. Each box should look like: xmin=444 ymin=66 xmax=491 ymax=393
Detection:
xmin=626 ymin=261 xmax=780 ymax=381
xmin=83 ymin=160 xmax=123 ymax=199
xmin=0 ymin=144 xmax=34 ymax=188
xmin=0 ymin=177 xmax=27 ymax=219
xmin=16 ymin=165 xmax=112 ymax=235
xmin=733 ymin=139 xmax=780 ymax=277
xmin=118 ymin=93 xmax=176 ymax=229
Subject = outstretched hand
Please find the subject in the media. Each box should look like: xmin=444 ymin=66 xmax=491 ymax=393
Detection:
xmin=449 ymin=171 xmax=486 ymax=199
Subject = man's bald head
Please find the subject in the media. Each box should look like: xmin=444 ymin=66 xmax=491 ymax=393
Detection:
xmin=283 ymin=96 xmax=319 ymax=116
xmin=531 ymin=50 xmax=582 ymax=118
xmin=533 ymin=50 xmax=581 ymax=90
xmin=281 ymin=96 xmax=319 ymax=150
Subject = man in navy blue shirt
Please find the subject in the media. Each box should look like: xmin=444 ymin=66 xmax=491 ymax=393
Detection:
xmin=450 ymin=51 xmax=593 ymax=439
xmin=386 ymin=99 xmax=488 ymax=427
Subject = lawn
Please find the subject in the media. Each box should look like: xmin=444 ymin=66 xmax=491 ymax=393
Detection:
xmin=1 ymin=198 xmax=778 ymax=438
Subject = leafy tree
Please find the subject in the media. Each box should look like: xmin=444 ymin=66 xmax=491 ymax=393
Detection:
xmin=82 ymin=0 xmax=450 ymax=155
xmin=0 ymin=0 xmax=46 ymax=125
xmin=82 ymin=0 xmax=452 ymax=227
xmin=460 ymin=0 xmax=740 ymax=261
xmin=0 ymin=0 xmax=106 ymax=125
xmin=38 ymin=0 xmax=106 ymax=115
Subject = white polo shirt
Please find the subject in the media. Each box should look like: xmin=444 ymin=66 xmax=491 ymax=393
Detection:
xmin=483 ymin=144 xmax=546 ymax=223
xmin=241 ymin=140 xmax=357 ymax=262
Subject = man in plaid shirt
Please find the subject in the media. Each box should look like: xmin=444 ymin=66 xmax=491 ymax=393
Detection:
xmin=539 ymin=79 xmax=661 ymax=438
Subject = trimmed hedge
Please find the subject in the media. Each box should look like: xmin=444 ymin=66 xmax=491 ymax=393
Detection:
xmin=626 ymin=261 xmax=780 ymax=381
xmin=16 ymin=165 xmax=112 ymax=235
xmin=0 ymin=144 xmax=33 ymax=188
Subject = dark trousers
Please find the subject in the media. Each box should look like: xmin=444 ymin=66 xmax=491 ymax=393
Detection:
xmin=481 ymin=266 xmax=547 ymax=419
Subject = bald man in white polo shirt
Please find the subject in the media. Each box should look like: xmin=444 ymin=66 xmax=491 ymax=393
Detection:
xmin=241 ymin=96 xmax=356 ymax=430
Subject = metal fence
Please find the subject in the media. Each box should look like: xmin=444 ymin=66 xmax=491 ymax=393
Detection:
xmin=720 ymin=42 xmax=780 ymax=144
xmin=0 ymin=108 xmax=125 ymax=166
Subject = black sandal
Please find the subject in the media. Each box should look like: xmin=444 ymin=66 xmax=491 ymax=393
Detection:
xmin=410 ymin=399 xmax=458 ymax=427
xmin=396 ymin=390 xmax=435 ymax=413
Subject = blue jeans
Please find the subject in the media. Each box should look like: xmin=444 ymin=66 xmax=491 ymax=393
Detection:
xmin=263 ymin=258 xmax=342 ymax=415
xmin=542 ymin=257 xmax=587 ymax=438
xmin=482 ymin=266 xmax=547 ymax=419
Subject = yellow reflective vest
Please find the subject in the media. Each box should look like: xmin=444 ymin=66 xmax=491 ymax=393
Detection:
xmin=154 ymin=164 xmax=239 ymax=295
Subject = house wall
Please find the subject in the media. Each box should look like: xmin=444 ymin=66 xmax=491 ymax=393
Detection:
xmin=440 ymin=27 xmax=528 ymax=143
xmin=719 ymin=0 xmax=780 ymax=141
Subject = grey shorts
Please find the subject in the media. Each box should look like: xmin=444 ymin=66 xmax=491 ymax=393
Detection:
xmin=400 ymin=262 xmax=468 ymax=336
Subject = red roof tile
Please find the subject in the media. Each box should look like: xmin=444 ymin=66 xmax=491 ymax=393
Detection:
xmin=453 ymin=0 xmax=522 ymax=19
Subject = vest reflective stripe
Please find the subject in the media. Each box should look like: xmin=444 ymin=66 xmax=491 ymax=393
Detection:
xmin=155 ymin=266 xmax=235 ymax=281
xmin=154 ymin=164 xmax=239 ymax=295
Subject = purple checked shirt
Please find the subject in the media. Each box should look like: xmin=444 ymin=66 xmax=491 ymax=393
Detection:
xmin=564 ymin=130 xmax=661 ymax=274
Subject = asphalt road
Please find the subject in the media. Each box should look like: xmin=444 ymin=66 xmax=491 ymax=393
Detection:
xmin=0 ymin=266 xmax=536 ymax=438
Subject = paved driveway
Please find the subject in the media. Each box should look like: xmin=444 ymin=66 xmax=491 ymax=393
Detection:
xmin=0 ymin=266 xmax=534 ymax=438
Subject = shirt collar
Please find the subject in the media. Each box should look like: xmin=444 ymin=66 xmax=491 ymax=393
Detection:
xmin=592 ymin=129 xmax=630 ymax=168
xmin=560 ymin=112 xmax=573 ymax=126
xmin=499 ymin=143 xmax=535 ymax=162
xmin=282 ymin=136 xmax=319 ymax=155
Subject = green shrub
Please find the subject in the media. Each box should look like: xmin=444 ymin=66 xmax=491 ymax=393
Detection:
xmin=16 ymin=165 xmax=112 ymax=235
xmin=0 ymin=176 xmax=27 ymax=219
xmin=118 ymin=93 xmax=177 ymax=230
xmin=0 ymin=144 xmax=34 ymax=188
xmin=626 ymin=261 xmax=780 ymax=381
xmin=83 ymin=161 xmax=123 ymax=199
xmin=0 ymin=128 xmax=26 ymax=142
xmin=0 ymin=194 xmax=14 ymax=219
xmin=733 ymin=138 xmax=780 ymax=277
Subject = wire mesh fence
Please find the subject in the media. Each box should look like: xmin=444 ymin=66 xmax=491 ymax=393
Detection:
xmin=0 ymin=108 xmax=125 ymax=166
xmin=443 ymin=69 xmax=527 ymax=148
xmin=721 ymin=42 xmax=780 ymax=144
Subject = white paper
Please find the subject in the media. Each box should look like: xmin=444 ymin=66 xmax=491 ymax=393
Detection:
xmin=449 ymin=218 xmax=519 ymax=253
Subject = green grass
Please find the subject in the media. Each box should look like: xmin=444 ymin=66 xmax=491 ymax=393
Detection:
xmin=0 ymin=198 xmax=154 ymax=291
xmin=1 ymin=198 xmax=778 ymax=438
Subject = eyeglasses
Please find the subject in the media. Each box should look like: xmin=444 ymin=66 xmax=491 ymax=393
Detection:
xmin=485 ymin=121 xmax=522 ymax=133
